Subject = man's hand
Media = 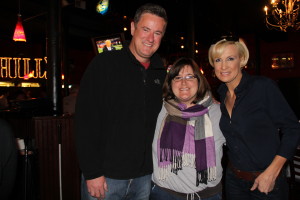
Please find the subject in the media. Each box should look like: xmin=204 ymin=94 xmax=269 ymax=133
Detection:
xmin=86 ymin=176 xmax=108 ymax=199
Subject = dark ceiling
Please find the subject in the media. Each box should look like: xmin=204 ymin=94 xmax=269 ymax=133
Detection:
xmin=0 ymin=0 xmax=289 ymax=51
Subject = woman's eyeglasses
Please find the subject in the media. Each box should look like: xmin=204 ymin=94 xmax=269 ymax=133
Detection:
xmin=173 ymin=75 xmax=197 ymax=82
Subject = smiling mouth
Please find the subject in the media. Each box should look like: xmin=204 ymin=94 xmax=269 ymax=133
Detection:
xmin=220 ymin=72 xmax=230 ymax=76
xmin=143 ymin=42 xmax=153 ymax=47
xmin=180 ymin=88 xmax=189 ymax=91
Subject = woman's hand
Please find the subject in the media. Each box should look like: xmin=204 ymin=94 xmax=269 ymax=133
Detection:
xmin=250 ymin=155 xmax=286 ymax=194
xmin=250 ymin=170 xmax=276 ymax=194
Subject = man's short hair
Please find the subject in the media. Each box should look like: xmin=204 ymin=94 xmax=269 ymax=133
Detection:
xmin=133 ymin=3 xmax=168 ymax=25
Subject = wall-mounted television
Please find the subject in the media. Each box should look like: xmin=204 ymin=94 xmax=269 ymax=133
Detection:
xmin=92 ymin=33 xmax=125 ymax=54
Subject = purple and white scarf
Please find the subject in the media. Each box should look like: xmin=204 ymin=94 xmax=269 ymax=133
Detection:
xmin=157 ymin=94 xmax=216 ymax=186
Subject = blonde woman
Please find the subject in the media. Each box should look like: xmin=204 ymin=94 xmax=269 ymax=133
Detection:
xmin=208 ymin=37 xmax=300 ymax=200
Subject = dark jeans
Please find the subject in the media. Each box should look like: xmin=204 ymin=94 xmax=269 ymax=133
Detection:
xmin=225 ymin=167 xmax=288 ymax=200
xmin=150 ymin=184 xmax=222 ymax=200
xmin=81 ymin=174 xmax=151 ymax=200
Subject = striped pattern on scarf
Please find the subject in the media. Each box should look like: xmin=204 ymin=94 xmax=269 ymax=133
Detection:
xmin=157 ymin=94 xmax=216 ymax=186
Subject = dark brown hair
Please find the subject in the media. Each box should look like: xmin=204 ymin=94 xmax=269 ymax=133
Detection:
xmin=162 ymin=57 xmax=211 ymax=104
xmin=133 ymin=3 xmax=168 ymax=25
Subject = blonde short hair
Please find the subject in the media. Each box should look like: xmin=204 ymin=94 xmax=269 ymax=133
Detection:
xmin=208 ymin=38 xmax=249 ymax=68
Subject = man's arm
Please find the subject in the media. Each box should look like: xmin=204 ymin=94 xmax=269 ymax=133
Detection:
xmin=75 ymin=57 xmax=108 ymax=180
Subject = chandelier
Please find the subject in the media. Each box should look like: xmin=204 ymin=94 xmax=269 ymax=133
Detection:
xmin=264 ymin=0 xmax=300 ymax=32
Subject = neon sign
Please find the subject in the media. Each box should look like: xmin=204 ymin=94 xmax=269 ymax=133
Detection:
xmin=0 ymin=57 xmax=47 ymax=79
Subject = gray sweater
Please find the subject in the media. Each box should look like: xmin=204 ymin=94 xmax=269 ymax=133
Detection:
xmin=152 ymin=103 xmax=225 ymax=194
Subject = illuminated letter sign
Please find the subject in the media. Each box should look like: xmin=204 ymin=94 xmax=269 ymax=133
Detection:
xmin=0 ymin=57 xmax=47 ymax=79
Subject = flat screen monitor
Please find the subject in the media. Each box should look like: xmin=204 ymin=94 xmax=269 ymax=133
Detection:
xmin=92 ymin=33 xmax=125 ymax=54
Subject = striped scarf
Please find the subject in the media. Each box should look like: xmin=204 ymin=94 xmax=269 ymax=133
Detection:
xmin=157 ymin=94 xmax=216 ymax=186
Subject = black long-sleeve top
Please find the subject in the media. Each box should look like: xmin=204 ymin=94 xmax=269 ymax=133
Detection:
xmin=75 ymin=44 xmax=166 ymax=180
xmin=218 ymin=71 xmax=300 ymax=171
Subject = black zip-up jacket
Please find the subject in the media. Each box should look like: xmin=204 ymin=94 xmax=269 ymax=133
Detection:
xmin=75 ymin=44 xmax=166 ymax=180
xmin=218 ymin=71 xmax=300 ymax=171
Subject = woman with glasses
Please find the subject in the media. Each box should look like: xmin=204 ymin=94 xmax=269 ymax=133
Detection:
xmin=208 ymin=38 xmax=300 ymax=200
xmin=151 ymin=57 xmax=225 ymax=200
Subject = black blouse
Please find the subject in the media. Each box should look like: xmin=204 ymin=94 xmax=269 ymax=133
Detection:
xmin=218 ymin=71 xmax=300 ymax=171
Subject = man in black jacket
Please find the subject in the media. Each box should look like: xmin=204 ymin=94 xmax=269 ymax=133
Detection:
xmin=75 ymin=3 xmax=168 ymax=200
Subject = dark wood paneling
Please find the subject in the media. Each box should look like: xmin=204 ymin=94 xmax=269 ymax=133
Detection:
xmin=33 ymin=116 xmax=80 ymax=200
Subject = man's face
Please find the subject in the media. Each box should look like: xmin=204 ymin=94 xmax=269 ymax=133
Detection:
xmin=129 ymin=13 xmax=166 ymax=63
xmin=105 ymin=40 xmax=111 ymax=47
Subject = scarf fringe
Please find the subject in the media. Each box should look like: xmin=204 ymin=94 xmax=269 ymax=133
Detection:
xmin=196 ymin=166 xmax=217 ymax=186
xmin=182 ymin=153 xmax=196 ymax=168
xmin=158 ymin=165 xmax=172 ymax=181
xmin=160 ymin=149 xmax=183 ymax=174
xmin=159 ymin=151 xmax=196 ymax=174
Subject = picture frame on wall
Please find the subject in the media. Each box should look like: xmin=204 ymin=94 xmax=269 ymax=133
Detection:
xmin=271 ymin=52 xmax=294 ymax=69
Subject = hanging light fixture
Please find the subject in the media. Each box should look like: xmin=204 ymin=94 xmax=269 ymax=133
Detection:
xmin=264 ymin=0 xmax=300 ymax=32
xmin=13 ymin=0 xmax=26 ymax=42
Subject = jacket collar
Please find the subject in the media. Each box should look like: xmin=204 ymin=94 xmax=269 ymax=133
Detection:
xmin=218 ymin=70 xmax=250 ymax=98
xmin=124 ymin=41 xmax=163 ymax=70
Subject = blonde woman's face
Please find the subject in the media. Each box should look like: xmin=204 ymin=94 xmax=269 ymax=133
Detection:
xmin=213 ymin=44 xmax=243 ymax=88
